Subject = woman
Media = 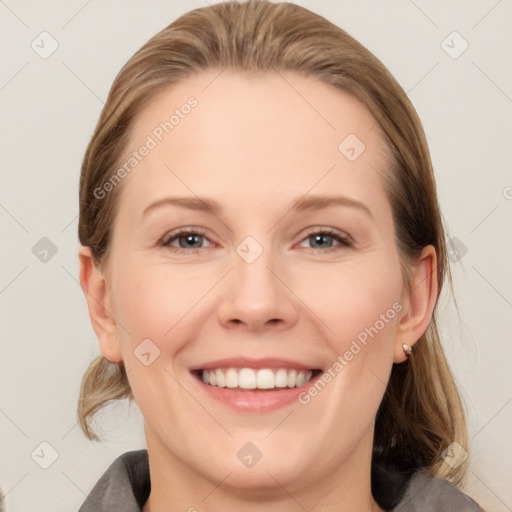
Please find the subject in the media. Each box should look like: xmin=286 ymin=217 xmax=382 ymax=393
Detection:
xmin=76 ymin=1 xmax=485 ymax=510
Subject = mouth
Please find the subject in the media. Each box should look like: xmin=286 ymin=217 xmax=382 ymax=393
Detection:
xmin=191 ymin=367 xmax=323 ymax=391
xmin=188 ymin=357 xmax=325 ymax=411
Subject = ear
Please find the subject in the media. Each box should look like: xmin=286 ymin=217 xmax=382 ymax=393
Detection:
xmin=393 ymin=245 xmax=438 ymax=363
xmin=78 ymin=245 xmax=123 ymax=363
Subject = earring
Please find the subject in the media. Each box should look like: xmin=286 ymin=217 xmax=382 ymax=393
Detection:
xmin=402 ymin=343 xmax=413 ymax=356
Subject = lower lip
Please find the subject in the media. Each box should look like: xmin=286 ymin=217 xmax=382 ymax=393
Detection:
xmin=191 ymin=372 xmax=322 ymax=412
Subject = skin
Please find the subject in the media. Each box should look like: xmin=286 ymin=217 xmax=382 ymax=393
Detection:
xmin=79 ymin=70 xmax=437 ymax=512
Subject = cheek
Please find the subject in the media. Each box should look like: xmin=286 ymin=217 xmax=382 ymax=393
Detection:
xmin=297 ymin=258 xmax=403 ymax=350
xmin=109 ymin=261 xmax=194 ymax=417
xmin=112 ymin=260 xmax=197 ymax=340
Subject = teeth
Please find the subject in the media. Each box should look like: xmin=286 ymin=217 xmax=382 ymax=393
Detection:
xmin=275 ymin=368 xmax=288 ymax=388
xmin=287 ymin=369 xmax=297 ymax=388
xmin=296 ymin=371 xmax=309 ymax=387
xmin=216 ymin=369 xmax=226 ymax=388
xmin=199 ymin=368 xmax=315 ymax=389
xmin=256 ymin=369 xmax=274 ymax=389
xmin=226 ymin=368 xmax=238 ymax=388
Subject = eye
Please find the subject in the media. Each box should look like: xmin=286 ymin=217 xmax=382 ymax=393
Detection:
xmin=298 ymin=228 xmax=353 ymax=252
xmin=158 ymin=227 xmax=353 ymax=254
xmin=159 ymin=229 xmax=214 ymax=253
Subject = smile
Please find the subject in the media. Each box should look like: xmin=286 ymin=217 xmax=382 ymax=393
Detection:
xmin=195 ymin=367 xmax=323 ymax=390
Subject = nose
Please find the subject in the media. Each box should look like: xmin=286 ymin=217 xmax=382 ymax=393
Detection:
xmin=216 ymin=243 xmax=299 ymax=333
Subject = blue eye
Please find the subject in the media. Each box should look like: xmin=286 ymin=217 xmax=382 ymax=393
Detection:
xmin=159 ymin=228 xmax=353 ymax=254
xmin=300 ymin=229 xmax=353 ymax=251
xmin=160 ymin=230 xmax=211 ymax=252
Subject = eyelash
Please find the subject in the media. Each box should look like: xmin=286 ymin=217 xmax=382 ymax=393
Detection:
xmin=158 ymin=228 xmax=353 ymax=254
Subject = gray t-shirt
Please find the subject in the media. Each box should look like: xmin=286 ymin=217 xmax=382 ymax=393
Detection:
xmin=78 ymin=450 xmax=485 ymax=511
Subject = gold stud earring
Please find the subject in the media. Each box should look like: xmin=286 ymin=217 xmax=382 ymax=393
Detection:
xmin=402 ymin=343 xmax=413 ymax=356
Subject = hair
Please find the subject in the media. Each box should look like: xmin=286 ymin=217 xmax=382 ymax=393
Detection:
xmin=77 ymin=0 xmax=470 ymax=497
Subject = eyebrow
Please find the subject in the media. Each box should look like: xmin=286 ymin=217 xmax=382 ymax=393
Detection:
xmin=142 ymin=194 xmax=373 ymax=219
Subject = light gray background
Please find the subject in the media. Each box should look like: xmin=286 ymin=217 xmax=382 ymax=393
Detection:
xmin=1 ymin=1 xmax=511 ymax=511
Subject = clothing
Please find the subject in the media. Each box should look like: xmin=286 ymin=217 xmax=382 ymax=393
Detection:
xmin=78 ymin=449 xmax=485 ymax=511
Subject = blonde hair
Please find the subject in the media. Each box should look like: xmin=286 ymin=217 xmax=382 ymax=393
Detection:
xmin=78 ymin=0 xmax=469 ymax=489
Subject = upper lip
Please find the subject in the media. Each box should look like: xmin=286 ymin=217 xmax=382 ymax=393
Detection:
xmin=189 ymin=357 xmax=322 ymax=372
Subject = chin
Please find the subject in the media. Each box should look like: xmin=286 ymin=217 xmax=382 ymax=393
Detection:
xmin=203 ymin=442 xmax=314 ymax=493
xmin=217 ymin=460 xmax=308 ymax=494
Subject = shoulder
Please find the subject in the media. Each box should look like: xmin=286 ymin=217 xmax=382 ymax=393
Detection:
xmin=394 ymin=468 xmax=485 ymax=512
xmin=78 ymin=449 xmax=150 ymax=512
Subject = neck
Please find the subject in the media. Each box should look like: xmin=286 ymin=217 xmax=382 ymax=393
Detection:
xmin=142 ymin=428 xmax=385 ymax=512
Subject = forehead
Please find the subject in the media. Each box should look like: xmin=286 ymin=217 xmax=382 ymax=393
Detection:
xmin=116 ymin=70 xmax=392 ymax=222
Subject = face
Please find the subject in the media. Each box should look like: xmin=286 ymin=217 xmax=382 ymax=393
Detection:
xmin=87 ymin=70 xmax=422 ymax=494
